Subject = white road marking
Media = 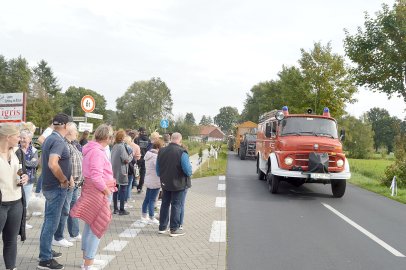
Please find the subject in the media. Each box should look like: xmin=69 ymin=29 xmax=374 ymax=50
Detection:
xmin=322 ymin=203 xmax=406 ymax=257
xmin=219 ymin=175 xmax=226 ymax=181
xmin=103 ymin=240 xmax=128 ymax=252
xmin=215 ymin=197 xmax=226 ymax=208
xmin=93 ymin=254 xmax=115 ymax=269
xmin=209 ymin=221 xmax=226 ymax=242
xmin=119 ymin=228 xmax=141 ymax=238
xmin=218 ymin=184 xmax=226 ymax=191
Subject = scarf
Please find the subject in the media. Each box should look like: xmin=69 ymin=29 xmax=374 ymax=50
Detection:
xmin=23 ymin=144 xmax=35 ymax=181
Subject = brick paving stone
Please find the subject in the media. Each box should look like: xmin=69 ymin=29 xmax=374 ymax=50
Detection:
xmin=0 ymin=176 xmax=226 ymax=270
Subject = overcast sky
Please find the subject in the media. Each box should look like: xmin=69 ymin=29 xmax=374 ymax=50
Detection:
xmin=1 ymin=0 xmax=404 ymax=123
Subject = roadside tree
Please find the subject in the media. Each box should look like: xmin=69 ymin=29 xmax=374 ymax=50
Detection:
xmin=299 ymin=42 xmax=357 ymax=118
xmin=116 ymin=77 xmax=173 ymax=130
xmin=339 ymin=115 xmax=374 ymax=159
xmin=214 ymin=106 xmax=239 ymax=133
xmin=344 ymin=0 xmax=406 ymax=102
xmin=199 ymin=115 xmax=213 ymax=125
xmin=185 ymin=112 xmax=196 ymax=125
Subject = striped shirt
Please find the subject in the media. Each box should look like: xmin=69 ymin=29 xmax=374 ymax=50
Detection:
xmin=67 ymin=140 xmax=83 ymax=186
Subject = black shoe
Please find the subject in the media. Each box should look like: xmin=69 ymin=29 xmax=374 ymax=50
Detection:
xmin=119 ymin=210 xmax=130 ymax=215
xmin=113 ymin=209 xmax=119 ymax=214
xmin=137 ymin=189 xmax=142 ymax=194
xmin=52 ymin=250 xmax=62 ymax=259
xmin=170 ymin=229 xmax=186 ymax=237
xmin=37 ymin=259 xmax=64 ymax=269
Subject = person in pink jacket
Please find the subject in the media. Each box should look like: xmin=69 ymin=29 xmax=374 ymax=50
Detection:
xmin=141 ymin=140 xmax=163 ymax=225
xmin=70 ymin=124 xmax=115 ymax=270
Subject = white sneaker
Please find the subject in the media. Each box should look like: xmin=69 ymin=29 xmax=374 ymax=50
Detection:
xmin=140 ymin=216 xmax=149 ymax=224
xmin=81 ymin=265 xmax=99 ymax=270
xmin=25 ymin=223 xmax=33 ymax=229
xmin=67 ymin=233 xmax=82 ymax=242
xmin=93 ymin=259 xmax=106 ymax=265
xmin=81 ymin=259 xmax=106 ymax=268
xmin=179 ymin=225 xmax=184 ymax=231
xmin=52 ymin=238 xmax=73 ymax=247
xmin=149 ymin=218 xmax=159 ymax=225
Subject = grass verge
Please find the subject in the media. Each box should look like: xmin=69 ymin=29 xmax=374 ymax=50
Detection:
xmin=192 ymin=146 xmax=228 ymax=178
xmin=349 ymin=172 xmax=406 ymax=204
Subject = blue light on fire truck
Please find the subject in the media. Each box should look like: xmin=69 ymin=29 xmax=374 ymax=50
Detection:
xmin=323 ymin=107 xmax=330 ymax=117
xmin=282 ymin=106 xmax=289 ymax=116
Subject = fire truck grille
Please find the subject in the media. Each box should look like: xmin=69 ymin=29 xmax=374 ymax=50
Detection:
xmin=294 ymin=153 xmax=337 ymax=168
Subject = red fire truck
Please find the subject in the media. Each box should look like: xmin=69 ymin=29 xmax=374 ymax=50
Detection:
xmin=256 ymin=106 xmax=350 ymax=197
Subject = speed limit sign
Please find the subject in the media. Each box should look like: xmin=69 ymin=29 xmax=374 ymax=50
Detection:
xmin=81 ymin=95 xmax=95 ymax=113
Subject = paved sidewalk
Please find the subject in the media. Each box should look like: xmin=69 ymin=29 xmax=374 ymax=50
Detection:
xmin=0 ymin=176 xmax=226 ymax=270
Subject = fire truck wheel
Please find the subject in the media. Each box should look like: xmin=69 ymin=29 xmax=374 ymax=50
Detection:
xmin=331 ymin=180 xmax=346 ymax=198
xmin=267 ymin=173 xmax=280 ymax=193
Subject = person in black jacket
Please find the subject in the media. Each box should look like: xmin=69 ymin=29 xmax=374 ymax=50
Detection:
xmin=156 ymin=132 xmax=192 ymax=237
xmin=134 ymin=127 xmax=150 ymax=193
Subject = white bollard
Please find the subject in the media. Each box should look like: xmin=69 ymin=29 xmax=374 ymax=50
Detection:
xmin=390 ymin=176 xmax=397 ymax=196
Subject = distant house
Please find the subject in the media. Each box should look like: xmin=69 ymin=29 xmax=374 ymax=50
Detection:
xmin=189 ymin=125 xmax=225 ymax=142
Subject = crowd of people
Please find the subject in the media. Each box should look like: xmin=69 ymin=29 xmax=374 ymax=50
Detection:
xmin=0 ymin=113 xmax=192 ymax=270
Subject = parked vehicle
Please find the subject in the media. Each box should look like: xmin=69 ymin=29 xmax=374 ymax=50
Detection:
xmin=239 ymin=134 xmax=257 ymax=160
xmin=234 ymin=121 xmax=257 ymax=155
xmin=256 ymin=106 xmax=350 ymax=197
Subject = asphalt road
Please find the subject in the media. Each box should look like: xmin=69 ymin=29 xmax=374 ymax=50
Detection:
xmin=226 ymin=152 xmax=406 ymax=270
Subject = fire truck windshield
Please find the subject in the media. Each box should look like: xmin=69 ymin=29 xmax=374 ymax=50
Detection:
xmin=280 ymin=117 xmax=338 ymax=138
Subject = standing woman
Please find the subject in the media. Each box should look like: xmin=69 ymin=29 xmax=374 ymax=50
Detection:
xmin=111 ymin=130 xmax=132 ymax=215
xmin=19 ymin=129 xmax=39 ymax=229
xmin=0 ymin=123 xmax=29 ymax=270
xmin=141 ymin=140 xmax=163 ymax=224
xmin=79 ymin=130 xmax=90 ymax=147
xmin=70 ymin=124 xmax=116 ymax=270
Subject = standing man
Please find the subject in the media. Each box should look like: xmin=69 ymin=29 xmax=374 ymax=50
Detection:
xmin=52 ymin=122 xmax=82 ymax=248
xmin=38 ymin=113 xmax=72 ymax=270
xmin=156 ymin=132 xmax=192 ymax=237
xmin=135 ymin=127 xmax=150 ymax=193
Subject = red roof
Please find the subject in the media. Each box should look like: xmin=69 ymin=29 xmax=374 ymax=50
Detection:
xmin=199 ymin=125 xmax=225 ymax=136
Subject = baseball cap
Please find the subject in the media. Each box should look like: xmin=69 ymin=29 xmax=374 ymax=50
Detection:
xmin=53 ymin=113 xmax=73 ymax=125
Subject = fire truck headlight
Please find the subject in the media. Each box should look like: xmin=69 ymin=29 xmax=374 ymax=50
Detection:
xmin=284 ymin=157 xmax=294 ymax=166
xmin=337 ymin=159 xmax=344 ymax=168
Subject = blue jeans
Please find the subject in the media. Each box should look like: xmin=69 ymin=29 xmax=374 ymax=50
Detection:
xmin=39 ymin=187 xmax=67 ymax=261
xmin=81 ymin=223 xmax=101 ymax=260
xmin=158 ymin=189 xmax=185 ymax=231
xmin=54 ymin=188 xmax=73 ymax=241
xmin=35 ymin=174 xmax=43 ymax=193
xmin=23 ymin=183 xmax=34 ymax=208
xmin=126 ymin=175 xmax=134 ymax=201
xmin=180 ymin=188 xmax=188 ymax=226
xmin=142 ymin=188 xmax=160 ymax=218
xmin=67 ymin=187 xmax=80 ymax=237
xmin=113 ymin=185 xmax=127 ymax=211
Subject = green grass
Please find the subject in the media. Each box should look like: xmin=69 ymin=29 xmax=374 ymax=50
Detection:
xmin=348 ymin=158 xmax=405 ymax=204
xmin=349 ymin=158 xmax=394 ymax=180
xmin=183 ymin=141 xmax=205 ymax=156
xmin=349 ymin=172 xmax=406 ymax=204
xmin=192 ymin=145 xmax=228 ymax=178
